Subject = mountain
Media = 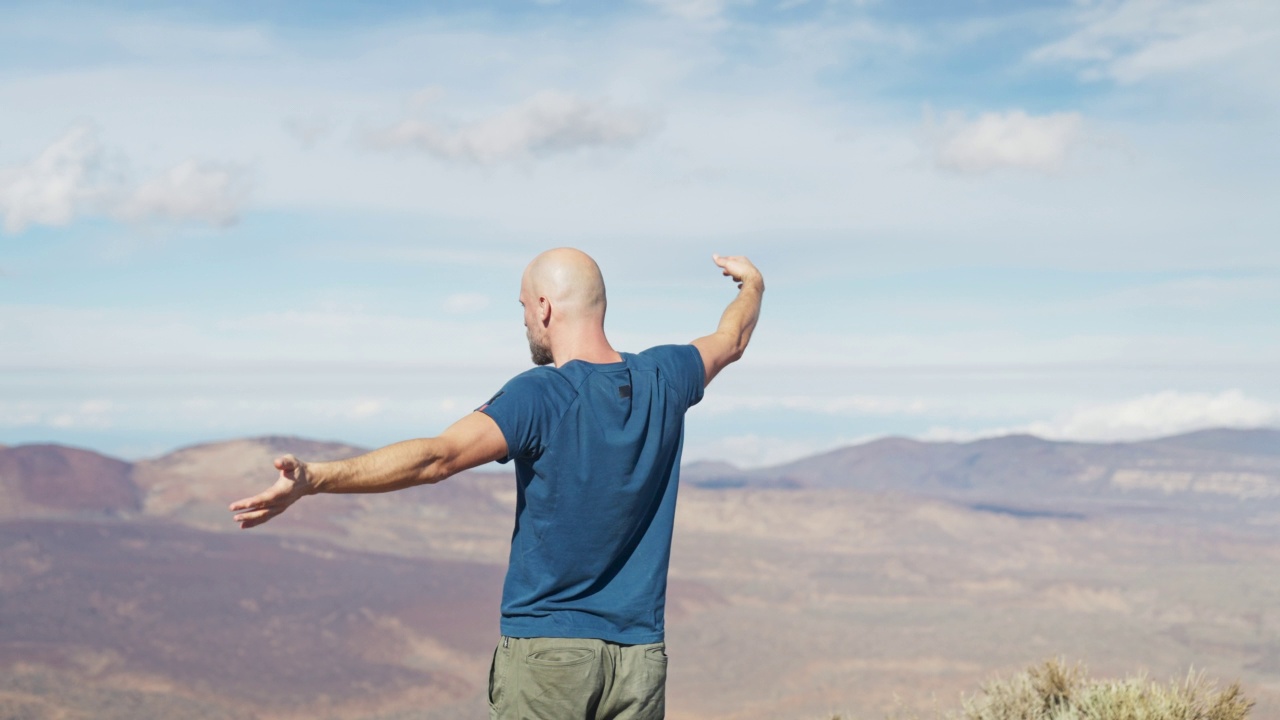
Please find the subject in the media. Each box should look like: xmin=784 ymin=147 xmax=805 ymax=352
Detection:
xmin=0 ymin=444 xmax=140 ymax=518
xmin=689 ymin=428 xmax=1280 ymax=519
xmin=0 ymin=435 xmax=724 ymax=719
xmin=1136 ymin=427 xmax=1280 ymax=456
xmin=130 ymin=435 xmax=371 ymax=532
xmin=4 ymin=428 xmax=1280 ymax=719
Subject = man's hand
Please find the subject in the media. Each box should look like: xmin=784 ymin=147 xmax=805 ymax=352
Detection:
xmin=712 ymin=253 xmax=763 ymax=291
xmin=228 ymin=454 xmax=315 ymax=529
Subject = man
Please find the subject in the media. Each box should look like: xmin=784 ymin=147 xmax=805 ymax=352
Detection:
xmin=229 ymin=248 xmax=764 ymax=719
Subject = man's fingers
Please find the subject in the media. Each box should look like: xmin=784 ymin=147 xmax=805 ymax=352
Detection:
xmin=228 ymin=484 xmax=291 ymax=512
xmin=229 ymin=496 xmax=273 ymax=512
xmin=229 ymin=489 xmax=275 ymax=511
xmin=228 ymin=495 xmax=258 ymax=512
xmin=236 ymin=509 xmax=278 ymax=529
xmin=711 ymin=253 xmax=761 ymax=290
xmin=713 ymin=253 xmax=746 ymax=280
xmin=233 ymin=499 xmax=293 ymax=527
xmin=274 ymin=454 xmax=299 ymax=474
xmin=233 ymin=507 xmax=273 ymax=523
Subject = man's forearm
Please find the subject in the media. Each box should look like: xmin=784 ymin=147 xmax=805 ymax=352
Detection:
xmin=712 ymin=276 xmax=764 ymax=359
xmin=309 ymin=438 xmax=448 ymax=494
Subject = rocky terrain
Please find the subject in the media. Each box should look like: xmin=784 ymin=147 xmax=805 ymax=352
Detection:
xmin=2 ymin=429 xmax=1279 ymax=719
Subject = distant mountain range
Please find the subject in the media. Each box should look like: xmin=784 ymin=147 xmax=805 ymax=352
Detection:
xmin=2 ymin=427 xmax=1279 ymax=719
xmin=5 ymin=427 xmax=1278 ymax=523
xmin=684 ymin=428 xmax=1280 ymax=521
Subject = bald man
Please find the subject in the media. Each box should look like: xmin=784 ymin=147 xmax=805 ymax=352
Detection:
xmin=230 ymin=249 xmax=764 ymax=719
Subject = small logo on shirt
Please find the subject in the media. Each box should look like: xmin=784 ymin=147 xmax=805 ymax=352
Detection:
xmin=477 ymin=390 xmax=504 ymax=412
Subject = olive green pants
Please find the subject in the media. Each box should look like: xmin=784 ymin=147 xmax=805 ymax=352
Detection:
xmin=488 ymin=636 xmax=667 ymax=720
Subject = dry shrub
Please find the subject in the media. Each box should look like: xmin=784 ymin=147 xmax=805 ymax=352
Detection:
xmin=958 ymin=659 xmax=1254 ymax=720
xmin=817 ymin=660 xmax=1252 ymax=720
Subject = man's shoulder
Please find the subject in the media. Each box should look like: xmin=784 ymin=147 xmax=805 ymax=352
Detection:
xmin=636 ymin=344 xmax=701 ymax=368
xmin=483 ymin=366 xmax=579 ymax=419
xmin=503 ymin=365 xmax=575 ymax=392
xmin=636 ymin=344 xmax=705 ymax=404
xmin=637 ymin=343 xmax=694 ymax=358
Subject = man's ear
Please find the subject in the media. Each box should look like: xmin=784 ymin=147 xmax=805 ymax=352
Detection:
xmin=538 ymin=296 xmax=552 ymax=326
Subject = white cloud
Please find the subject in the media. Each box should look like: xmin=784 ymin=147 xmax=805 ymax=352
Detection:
xmin=1 ymin=398 xmax=118 ymax=430
xmin=116 ymin=160 xmax=246 ymax=227
xmin=0 ymin=124 xmax=102 ymax=233
xmin=1031 ymin=0 xmax=1280 ymax=84
xmin=0 ymin=126 xmax=248 ymax=233
xmin=1029 ymin=390 xmax=1279 ymax=442
xmin=366 ymin=91 xmax=658 ymax=164
xmin=642 ymin=0 xmax=729 ymax=21
xmin=925 ymin=109 xmax=1085 ymax=174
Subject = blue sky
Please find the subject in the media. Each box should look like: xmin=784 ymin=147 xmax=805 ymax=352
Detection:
xmin=2 ymin=0 xmax=1278 ymax=465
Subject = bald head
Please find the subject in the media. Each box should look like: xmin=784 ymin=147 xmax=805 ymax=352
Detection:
xmin=522 ymin=248 xmax=607 ymax=322
xmin=519 ymin=248 xmax=619 ymax=366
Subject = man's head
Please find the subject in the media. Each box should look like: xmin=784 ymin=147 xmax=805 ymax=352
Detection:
xmin=520 ymin=248 xmax=608 ymax=366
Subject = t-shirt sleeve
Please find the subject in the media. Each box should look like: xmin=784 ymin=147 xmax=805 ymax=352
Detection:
xmin=646 ymin=344 xmax=706 ymax=409
xmin=477 ymin=371 xmax=564 ymax=464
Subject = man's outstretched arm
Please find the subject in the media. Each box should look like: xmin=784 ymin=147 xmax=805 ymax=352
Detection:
xmin=692 ymin=254 xmax=764 ymax=387
xmin=228 ymin=411 xmax=508 ymax=529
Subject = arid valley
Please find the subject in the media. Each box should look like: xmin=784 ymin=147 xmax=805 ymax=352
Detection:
xmin=2 ymin=429 xmax=1279 ymax=719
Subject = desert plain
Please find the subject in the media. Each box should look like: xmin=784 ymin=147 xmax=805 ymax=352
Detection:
xmin=2 ymin=429 xmax=1279 ymax=719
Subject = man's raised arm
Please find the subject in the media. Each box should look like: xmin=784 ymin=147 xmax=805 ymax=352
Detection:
xmin=228 ymin=411 xmax=508 ymax=529
xmin=692 ymin=254 xmax=764 ymax=387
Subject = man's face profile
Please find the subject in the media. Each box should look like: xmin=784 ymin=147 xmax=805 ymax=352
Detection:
xmin=520 ymin=272 xmax=554 ymax=366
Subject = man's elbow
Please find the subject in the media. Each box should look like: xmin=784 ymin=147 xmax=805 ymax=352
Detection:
xmin=418 ymin=455 xmax=458 ymax=485
xmin=722 ymin=331 xmax=754 ymax=366
xmin=417 ymin=470 xmax=448 ymax=485
xmin=412 ymin=441 xmax=455 ymax=485
xmin=709 ymin=344 xmax=747 ymax=382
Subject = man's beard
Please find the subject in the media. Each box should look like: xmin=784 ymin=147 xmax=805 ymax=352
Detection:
xmin=528 ymin=329 xmax=554 ymax=366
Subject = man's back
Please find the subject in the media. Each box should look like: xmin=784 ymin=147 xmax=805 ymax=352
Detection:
xmin=481 ymin=344 xmax=705 ymax=644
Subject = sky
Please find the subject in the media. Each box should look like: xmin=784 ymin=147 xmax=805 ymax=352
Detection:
xmin=2 ymin=0 xmax=1278 ymax=467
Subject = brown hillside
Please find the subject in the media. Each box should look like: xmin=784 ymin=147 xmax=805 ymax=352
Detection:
xmin=0 ymin=445 xmax=140 ymax=517
xmin=131 ymin=435 xmax=370 ymax=532
xmin=0 ymin=518 xmax=503 ymax=719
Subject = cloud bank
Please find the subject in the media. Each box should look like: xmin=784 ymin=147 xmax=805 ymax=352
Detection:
xmin=0 ymin=126 xmax=248 ymax=233
xmin=641 ymin=0 xmax=728 ymax=22
xmin=926 ymin=109 xmax=1084 ymax=174
xmin=0 ymin=125 xmax=103 ymax=233
xmin=1031 ymin=0 xmax=1279 ymax=84
xmin=116 ymin=161 xmax=246 ymax=227
xmin=1028 ymin=389 xmax=1278 ymax=442
xmin=367 ymin=91 xmax=658 ymax=165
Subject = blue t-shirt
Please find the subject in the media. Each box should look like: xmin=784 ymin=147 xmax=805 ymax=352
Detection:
xmin=479 ymin=344 xmax=705 ymax=644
